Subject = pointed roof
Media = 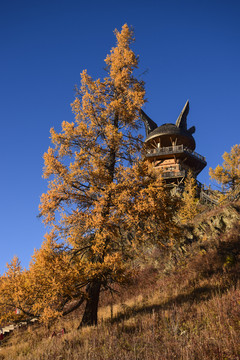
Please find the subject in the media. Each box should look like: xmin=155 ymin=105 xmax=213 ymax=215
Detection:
xmin=143 ymin=101 xmax=196 ymax=150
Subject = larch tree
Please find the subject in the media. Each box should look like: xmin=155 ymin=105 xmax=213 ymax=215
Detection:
xmin=209 ymin=144 xmax=240 ymax=197
xmin=0 ymin=237 xmax=85 ymax=326
xmin=39 ymin=24 xmax=179 ymax=327
xmin=0 ymin=256 xmax=26 ymax=325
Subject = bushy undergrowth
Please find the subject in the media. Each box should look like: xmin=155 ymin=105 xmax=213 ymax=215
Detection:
xmin=1 ymin=212 xmax=239 ymax=360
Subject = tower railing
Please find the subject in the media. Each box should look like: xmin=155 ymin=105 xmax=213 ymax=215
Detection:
xmin=161 ymin=170 xmax=186 ymax=179
xmin=145 ymin=144 xmax=206 ymax=162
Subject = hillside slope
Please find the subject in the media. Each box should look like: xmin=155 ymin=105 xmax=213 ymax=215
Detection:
xmin=0 ymin=202 xmax=239 ymax=360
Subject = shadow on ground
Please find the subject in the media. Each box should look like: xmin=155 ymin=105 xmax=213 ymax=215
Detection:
xmin=109 ymin=283 xmax=233 ymax=325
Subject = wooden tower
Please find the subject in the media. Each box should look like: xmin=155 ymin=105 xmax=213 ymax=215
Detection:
xmin=141 ymin=100 xmax=207 ymax=185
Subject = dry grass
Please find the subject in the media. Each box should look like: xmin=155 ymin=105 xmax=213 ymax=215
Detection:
xmin=1 ymin=284 xmax=239 ymax=360
xmin=1 ymin=216 xmax=239 ymax=359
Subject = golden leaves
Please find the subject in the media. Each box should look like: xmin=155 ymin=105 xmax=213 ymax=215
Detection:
xmin=104 ymin=24 xmax=145 ymax=121
xmin=178 ymin=171 xmax=199 ymax=224
xmin=0 ymin=234 xmax=87 ymax=325
xmin=209 ymin=144 xmax=240 ymax=193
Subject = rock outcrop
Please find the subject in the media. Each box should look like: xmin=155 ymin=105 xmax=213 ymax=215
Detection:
xmin=184 ymin=202 xmax=240 ymax=244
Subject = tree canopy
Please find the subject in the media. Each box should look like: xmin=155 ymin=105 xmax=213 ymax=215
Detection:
xmin=209 ymin=144 xmax=240 ymax=198
xmin=39 ymin=24 xmax=179 ymax=326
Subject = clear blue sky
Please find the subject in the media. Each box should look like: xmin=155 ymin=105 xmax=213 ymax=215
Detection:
xmin=1 ymin=0 xmax=239 ymax=273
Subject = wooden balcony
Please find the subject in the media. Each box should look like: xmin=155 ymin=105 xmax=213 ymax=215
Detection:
xmin=161 ymin=170 xmax=186 ymax=179
xmin=145 ymin=144 xmax=206 ymax=163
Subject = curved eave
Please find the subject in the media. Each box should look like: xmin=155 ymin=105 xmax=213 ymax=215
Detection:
xmin=145 ymin=133 xmax=196 ymax=151
xmin=144 ymin=122 xmax=196 ymax=150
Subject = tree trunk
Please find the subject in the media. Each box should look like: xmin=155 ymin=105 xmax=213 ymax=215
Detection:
xmin=78 ymin=281 xmax=101 ymax=328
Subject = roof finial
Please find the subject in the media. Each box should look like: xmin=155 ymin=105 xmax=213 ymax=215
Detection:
xmin=175 ymin=100 xmax=189 ymax=130
xmin=140 ymin=109 xmax=158 ymax=136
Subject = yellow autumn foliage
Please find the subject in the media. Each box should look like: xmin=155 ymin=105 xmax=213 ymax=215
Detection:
xmin=0 ymin=235 xmax=85 ymax=325
xmin=209 ymin=144 xmax=240 ymax=198
xmin=178 ymin=171 xmax=199 ymax=224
